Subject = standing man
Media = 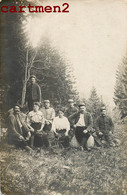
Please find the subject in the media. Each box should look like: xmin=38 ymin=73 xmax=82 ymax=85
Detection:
xmin=69 ymin=103 xmax=93 ymax=150
xmin=26 ymin=75 xmax=41 ymax=111
xmin=96 ymin=106 xmax=114 ymax=147
xmin=65 ymin=99 xmax=78 ymax=118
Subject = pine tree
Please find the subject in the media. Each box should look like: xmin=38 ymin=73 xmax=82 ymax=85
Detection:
xmin=114 ymin=57 xmax=127 ymax=118
xmin=2 ymin=9 xmax=79 ymax=110
xmin=86 ymin=87 xmax=103 ymax=127
xmin=29 ymin=42 xmax=79 ymax=106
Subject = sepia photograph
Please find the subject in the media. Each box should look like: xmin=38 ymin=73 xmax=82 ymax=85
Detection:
xmin=0 ymin=0 xmax=127 ymax=194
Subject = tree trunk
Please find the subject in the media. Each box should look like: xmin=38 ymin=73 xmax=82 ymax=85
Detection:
xmin=21 ymin=49 xmax=29 ymax=107
xmin=21 ymin=48 xmax=37 ymax=107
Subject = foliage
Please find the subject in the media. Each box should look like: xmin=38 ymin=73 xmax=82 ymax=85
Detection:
xmin=81 ymin=87 xmax=104 ymax=128
xmin=1 ymin=9 xmax=79 ymax=111
xmin=114 ymin=56 xmax=127 ymax=118
xmin=28 ymin=42 xmax=79 ymax=107
xmin=1 ymin=123 xmax=126 ymax=195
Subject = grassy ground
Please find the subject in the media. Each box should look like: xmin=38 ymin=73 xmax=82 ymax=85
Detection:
xmin=1 ymin=123 xmax=127 ymax=195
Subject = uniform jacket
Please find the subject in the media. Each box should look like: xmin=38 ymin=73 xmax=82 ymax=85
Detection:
xmin=26 ymin=83 xmax=41 ymax=102
xmin=96 ymin=115 xmax=114 ymax=134
xmin=69 ymin=111 xmax=93 ymax=131
xmin=65 ymin=106 xmax=78 ymax=118
xmin=7 ymin=112 xmax=29 ymax=140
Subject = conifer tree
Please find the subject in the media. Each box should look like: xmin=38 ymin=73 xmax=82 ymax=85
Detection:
xmin=29 ymin=42 xmax=79 ymax=106
xmin=114 ymin=57 xmax=127 ymax=118
xmin=86 ymin=87 xmax=103 ymax=127
xmin=1 ymin=8 xmax=79 ymax=109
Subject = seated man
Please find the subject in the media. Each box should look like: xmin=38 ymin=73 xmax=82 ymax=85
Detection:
xmin=65 ymin=99 xmax=78 ymax=138
xmin=52 ymin=107 xmax=70 ymax=148
xmin=7 ymin=104 xmax=33 ymax=150
xmin=96 ymin=106 xmax=114 ymax=147
xmin=41 ymin=100 xmax=55 ymax=143
xmin=69 ymin=103 xmax=93 ymax=150
xmin=27 ymin=102 xmax=47 ymax=148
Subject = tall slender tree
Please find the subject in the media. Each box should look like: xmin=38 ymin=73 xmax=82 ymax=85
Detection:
xmin=114 ymin=56 xmax=127 ymax=118
xmin=86 ymin=87 xmax=104 ymax=127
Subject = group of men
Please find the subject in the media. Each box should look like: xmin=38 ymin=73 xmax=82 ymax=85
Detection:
xmin=7 ymin=75 xmax=115 ymax=151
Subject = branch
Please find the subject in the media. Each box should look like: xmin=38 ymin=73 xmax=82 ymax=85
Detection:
xmin=33 ymin=60 xmax=45 ymax=63
xmin=19 ymin=59 xmax=26 ymax=68
xmin=29 ymin=50 xmax=37 ymax=68
xmin=31 ymin=66 xmax=49 ymax=70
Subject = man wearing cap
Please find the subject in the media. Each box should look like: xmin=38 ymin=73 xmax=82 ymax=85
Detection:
xmin=25 ymin=75 xmax=41 ymax=111
xmin=96 ymin=106 xmax=114 ymax=147
xmin=41 ymin=100 xmax=55 ymax=132
xmin=7 ymin=104 xmax=33 ymax=150
xmin=65 ymin=99 xmax=78 ymax=118
xmin=65 ymin=99 xmax=78 ymax=138
xmin=40 ymin=100 xmax=55 ymax=146
xmin=69 ymin=103 xmax=93 ymax=150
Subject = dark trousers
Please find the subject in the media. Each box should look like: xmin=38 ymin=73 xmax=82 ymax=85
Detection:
xmin=43 ymin=124 xmax=52 ymax=147
xmin=43 ymin=124 xmax=52 ymax=132
xmin=95 ymin=132 xmax=113 ymax=147
xmin=28 ymin=100 xmax=34 ymax=112
xmin=7 ymin=126 xmax=28 ymax=149
xmin=75 ymin=126 xmax=90 ymax=149
xmin=30 ymin=123 xmax=48 ymax=147
xmin=103 ymin=133 xmax=113 ymax=146
xmin=7 ymin=134 xmax=27 ymax=149
xmin=31 ymin=123 xmax=43 ymax=147
xmin=56 ymin=129 xmax=70 ymax=148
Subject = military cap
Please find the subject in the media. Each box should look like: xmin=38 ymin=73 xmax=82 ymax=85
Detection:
xmin=14 ymin=103 xmax=22 ymax=109
xmin=33 ymin=102 xmax=40 ymax=107
xmin=100 ymin=106 xmax=106 ymax=111
xmin=44 ymin=100 xmax=50 ymax=103
xmin=78 ymin=102 xmax=85 ymax=107
xmin=30 ymin=75 xmax=36 ymax=79
xmin=68 ymin=99 xmax=74 ymax=103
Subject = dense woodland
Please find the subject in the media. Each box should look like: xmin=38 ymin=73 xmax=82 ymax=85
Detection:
xmin=0 ymin=1 xmax=79 ymax=113
xmin=0 ymin=1 xmax=105 ymax=120
xmin=0 ymin=0 xmax=127 ymax=125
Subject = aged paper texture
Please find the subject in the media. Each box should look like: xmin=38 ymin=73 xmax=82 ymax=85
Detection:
xmin=0 ymin=0 xmax=127 ymax=194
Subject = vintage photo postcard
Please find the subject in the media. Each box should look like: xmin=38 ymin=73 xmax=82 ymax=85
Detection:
xmin=0 ymin=0 xmax=127 ymax=194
